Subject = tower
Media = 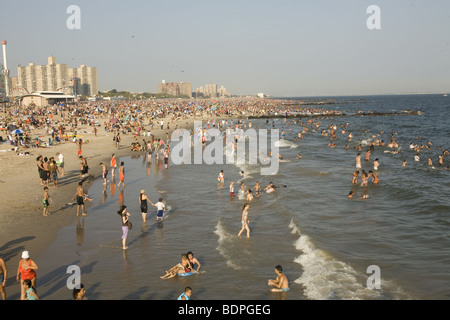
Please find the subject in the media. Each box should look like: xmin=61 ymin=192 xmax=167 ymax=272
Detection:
xmin=2 ymin=40 xmax=10 ymax=96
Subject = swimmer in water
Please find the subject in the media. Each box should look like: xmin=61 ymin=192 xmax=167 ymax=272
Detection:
xmin=355 ymin=153 xmax=361 ymax=169
xmin=229 ymin=181 xmax=235 ymax=197
xmin=254 ymin=182 xmax=261 ymax=198
xmin=373 ymin=158 xmax=379 ymax=171
xmin=369 ymin=170 xmax=379 ymax=184
xmin=265 ymin=182 xmax=275 ymax=193
xmin=268 ymin=265 xmax=289 ymax=293
xmin=351 ymin=170 xmax=359 ymax=185
xmin=240 ymin=182 xmax=245 ymax=195
xmin=246 ymin=189 xmax=254 ymax=202
xmin=347 ymin=191 xmax=354 ymax=199
xmin=360 ymin=170 xmax=369 ymax=186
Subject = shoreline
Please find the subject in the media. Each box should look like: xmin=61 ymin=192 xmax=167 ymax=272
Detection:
xmin=0 ymin=110 xmax=237 ymax=299
xmin=0 ymin=114 xmax=192 ymax=277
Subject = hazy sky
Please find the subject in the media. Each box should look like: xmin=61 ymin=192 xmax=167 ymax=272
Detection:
xmin=1 ymin=0 xmax=449 ymax=97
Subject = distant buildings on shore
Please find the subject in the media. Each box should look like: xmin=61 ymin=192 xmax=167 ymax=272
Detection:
xmin=157 ymin=80 xmax=232 ymax=99
xmin=193 ymin=82 xmax=231 ymax=98
xmin=158 ymin=80 xmax=192 ymax=98
xmin=12 ymin=56 xmax=98 ymax=97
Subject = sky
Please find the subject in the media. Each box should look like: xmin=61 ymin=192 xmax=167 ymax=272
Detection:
xmin=1 ymin=0 xmax=449 ymax=97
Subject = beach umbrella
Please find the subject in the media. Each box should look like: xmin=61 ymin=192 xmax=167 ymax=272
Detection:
xmin=11 ymin=129 xmax=24 ymax=135
xmin=110 ymin=118 xmax=119 ymax=123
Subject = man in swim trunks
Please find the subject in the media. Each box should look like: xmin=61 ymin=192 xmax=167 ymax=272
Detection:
xmin=268 ymin=265 xmax=289 ymax=292
xmin=79 ymin=156 xmax=88 ymax=176
xmin=163 ymin=147 xmax=170 ymax=169
xmin=72 ymin=182 xmax=88 ymax=216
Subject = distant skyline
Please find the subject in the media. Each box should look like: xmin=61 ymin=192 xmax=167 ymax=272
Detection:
xmin=1 ymin=0 xmax=449 ymax=97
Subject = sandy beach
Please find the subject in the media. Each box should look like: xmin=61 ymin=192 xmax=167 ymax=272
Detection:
xmin=0 ymin=108 xmax=227 ymax=298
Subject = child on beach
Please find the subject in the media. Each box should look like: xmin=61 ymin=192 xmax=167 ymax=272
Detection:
xmin=23 ymin=279 xmax=39 ymax=300
xmin=43 ymin=187 xmax=52 ymax=216
xmin=155 ymin=198 xmax=165 ymax=221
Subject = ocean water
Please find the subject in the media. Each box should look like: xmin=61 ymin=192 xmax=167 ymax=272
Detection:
xmin=30 ymin=94 xmax=449 ymax=300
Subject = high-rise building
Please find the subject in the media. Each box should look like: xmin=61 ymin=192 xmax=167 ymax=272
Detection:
xmin=194 ymin=82 xmax=231 ymax=98
xmin=68 ymin=64 xmax=98 ymax=97
xmin=16 ymin=57 xmax=98 ymax=97
xmin=158 ymin=81 xmax=192 ymax=98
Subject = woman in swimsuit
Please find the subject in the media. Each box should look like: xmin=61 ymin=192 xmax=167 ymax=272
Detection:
xmin=139 ymin=190 xmax=154 ymax=224
xmin=160 ymin=254 xmax=193 ymax=279
xmin=238 ymin=203 xmax=250 ymax=238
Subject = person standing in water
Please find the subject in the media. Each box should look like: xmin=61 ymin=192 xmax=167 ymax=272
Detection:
xmin=218 ymin=170 xmax=224 ymax=183
xmin=118 ymin=205 xmax=130 ymax=250
xmin=229 ymin=181 xmax=235 ymax=197
xmin=117 ymin=162 xmax=125 ymax=188
xmin=238 ymin=203 xmax=250 ymax=238
xmin=110 ymin=154 xmax=117 ymax=179
xmin=155 ymin=198 xmax=166 ymax=221
xmin=72 ymin=182 xmax=88 ymax=217
xmin=139 ymin=190 xmax=154 ymax=224
xmin=100 ymin=162 xmax=108 ymax=185
xmin=355 ymin=153 xmax=362 ymax=170
xmin=373 ymin=158 xmax=380 ymax=171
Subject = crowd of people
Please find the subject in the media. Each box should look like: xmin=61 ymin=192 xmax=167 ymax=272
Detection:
xmin=1 ymin=95 xmax=449 ymax=300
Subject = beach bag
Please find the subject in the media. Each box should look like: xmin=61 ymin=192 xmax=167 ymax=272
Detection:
xmin=127 ymin=221 xmax=133 ymax=230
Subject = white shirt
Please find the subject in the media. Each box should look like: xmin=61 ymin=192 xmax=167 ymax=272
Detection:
xmin=156 ymin=202 xmax=165 ymax=211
